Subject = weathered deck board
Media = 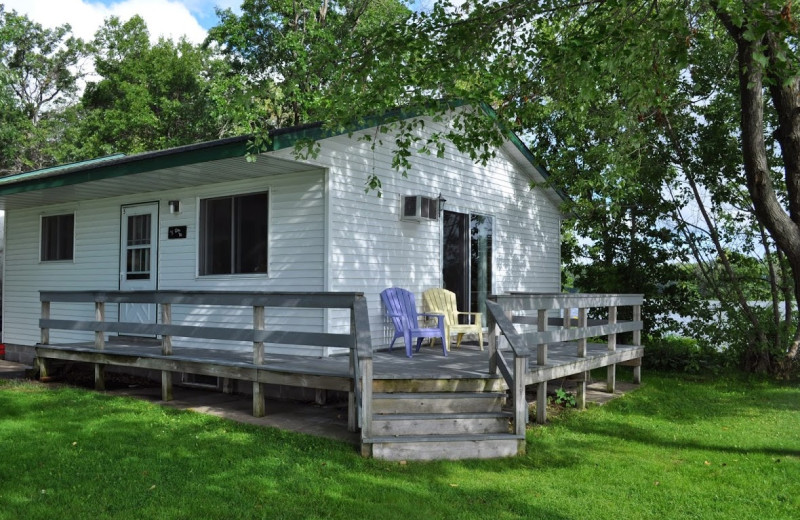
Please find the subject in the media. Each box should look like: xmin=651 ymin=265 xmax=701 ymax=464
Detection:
xmin=35 ymin=338 xmax=642 ymax=384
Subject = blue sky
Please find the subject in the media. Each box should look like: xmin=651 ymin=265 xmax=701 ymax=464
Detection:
xmin=3 ymin=1 xmax=435 ymax=43
xmin=2 ymin=0 xmax=242 ymax=43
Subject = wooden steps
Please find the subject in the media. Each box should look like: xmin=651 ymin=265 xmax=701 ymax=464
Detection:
xmin=362 ymin=376 xmax=525 ymax=461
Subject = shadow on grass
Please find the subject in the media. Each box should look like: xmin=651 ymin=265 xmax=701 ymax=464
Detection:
xmin=4 ymin=370 xmax=797 ymax=519
xmin=1 ymin=381 xmax=576 ymax=520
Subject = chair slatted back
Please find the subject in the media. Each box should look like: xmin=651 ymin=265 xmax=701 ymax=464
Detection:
xmin=423 ymin=288 xmax=458 ymax=326
xmin=381 ymin=288 xmax=418 ymax=331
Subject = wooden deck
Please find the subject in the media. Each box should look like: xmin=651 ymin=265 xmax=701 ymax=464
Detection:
xmin=34 ymin=289 xmax=645 ymax=460
xmin=35 ymin=336 xmax=643 ymax=385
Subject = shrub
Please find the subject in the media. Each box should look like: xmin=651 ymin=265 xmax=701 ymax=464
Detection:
xmin=643 ymin=334 xmax=722 ymax=373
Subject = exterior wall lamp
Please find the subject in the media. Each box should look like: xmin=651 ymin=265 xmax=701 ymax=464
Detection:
xmin=438 ymin=192 xmax=447 ymax=214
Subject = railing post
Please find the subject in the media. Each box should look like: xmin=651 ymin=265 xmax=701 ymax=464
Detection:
xmin=632 ymin=304 xmax=642 ymax=384
xmin=514 ymin=354 xmax=528 ymax=434
xmin=38 ymin=298 xmax=51 ymax=379
xmin=537 ymin=309 xmax=548 ymax=365
xmin=577 ymin=308 xmax=587 ymax=357
xmin=576 ymin=307 xmax=588 ymax=409
xmin=94 ymin=301 xmax=106 ymax=349
xmin=94 ymin=300 xmax=106 ymax=391
xmin=607 ymin=305 xmax=617 ymax=393
xmin=161 ymin=302 xmax=173 ymax=401
xmin=252 ymin=305 xmax=266 ymax=417
xmin=348 ymin=304 xmax=360 ymax=432
xmin=351 ymin=294 xmax=373 ymax=442
xmin=40 ymin=300 xmax=50 ymax=346
xmin=536 ymin=308 xmax=548 ymax=424
xmin=360 ymin=358 xmax=373 ymax=441
xmin=487 ymin=309 xmax=498 ymax=375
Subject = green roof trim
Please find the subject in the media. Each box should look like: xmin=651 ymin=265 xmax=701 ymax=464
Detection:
xmin=0 ymin=153 xmax=127 ymax=185
xmin=0 ymin=137 xmax=249 ymax=197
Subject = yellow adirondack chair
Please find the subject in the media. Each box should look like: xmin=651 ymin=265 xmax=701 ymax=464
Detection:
xmin=423 ymin=288 xmax=484 ymax=350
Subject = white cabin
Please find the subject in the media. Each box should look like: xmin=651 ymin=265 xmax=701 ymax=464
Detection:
xmin=0 ymin=111 xmax=564 ymax=362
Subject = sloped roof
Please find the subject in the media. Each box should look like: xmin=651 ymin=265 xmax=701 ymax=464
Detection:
xmin=0 ymin=105 xmax=561 ymax=201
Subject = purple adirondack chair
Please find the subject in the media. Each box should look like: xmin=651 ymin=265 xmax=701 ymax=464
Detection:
xmin=380 ymin=287 xmax=448 ymax=357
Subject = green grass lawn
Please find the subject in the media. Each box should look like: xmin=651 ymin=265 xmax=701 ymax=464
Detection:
xmin=1 ymin=372 xmax=798 ymax=520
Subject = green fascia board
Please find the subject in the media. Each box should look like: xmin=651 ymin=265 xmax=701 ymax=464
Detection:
xmin=4 ymin=153 xmax=127 ymax=183
xmin=0 ymin=137 xmax=249 ymax=197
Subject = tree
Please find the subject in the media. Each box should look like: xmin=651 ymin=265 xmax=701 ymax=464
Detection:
xmin=206 ymin=0 xmax=411 ymax=128
xmin=72 ymin=15 xmax=229 ymax=157
xmin=312 ymin=0 xmax=800 ymax=374
xmin=0 ymin=6 xmax=87 ymax=173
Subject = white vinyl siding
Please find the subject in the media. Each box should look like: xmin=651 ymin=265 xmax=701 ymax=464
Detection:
xmin=268 ymin=116 xmax=562 ymax=348
xmin=3 ymin=167 xmax=326 ymax=354
xmin=3 ymin=115 xmax=561 ymax=356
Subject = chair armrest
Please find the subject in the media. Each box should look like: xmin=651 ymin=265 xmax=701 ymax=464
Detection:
xmin=419 ymin=312 xmax=444 ymax=318
xmin=419 ymin=313 xmax=445 ymax=326
xmin=455 ymin=311 xmax=483 ymax=325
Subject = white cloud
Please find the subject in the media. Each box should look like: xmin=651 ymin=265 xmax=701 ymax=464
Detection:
xmin=2 ymin=0 xmax=208 ymax=44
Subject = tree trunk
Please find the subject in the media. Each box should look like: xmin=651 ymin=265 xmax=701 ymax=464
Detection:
xmin=713 ymin=3 xmax=800 ymax=369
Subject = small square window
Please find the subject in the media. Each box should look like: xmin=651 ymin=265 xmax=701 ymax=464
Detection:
xmin=41 ymin=213 xmax=75 ymax=261
xmin=199 ymin=192 xmax=268 ymax=275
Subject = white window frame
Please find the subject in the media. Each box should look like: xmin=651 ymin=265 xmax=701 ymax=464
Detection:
xmin=39 ymin=212 xmax=76 ymax=263
xmin=197 ymin=189 xmax=270 ymax=277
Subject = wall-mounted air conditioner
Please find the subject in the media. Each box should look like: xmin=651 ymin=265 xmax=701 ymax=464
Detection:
xmin=401 ymin=195 xmax=439 ymax=222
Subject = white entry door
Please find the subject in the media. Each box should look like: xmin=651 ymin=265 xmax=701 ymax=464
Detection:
xmin=119 ymin=202 xmax=159 ymax=327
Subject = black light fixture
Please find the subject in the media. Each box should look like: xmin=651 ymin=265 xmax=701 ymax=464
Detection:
xmin=168 ymin=200 xmax=181 ymax=214
xmin=437 ymin=192 xmax=447 ymax=214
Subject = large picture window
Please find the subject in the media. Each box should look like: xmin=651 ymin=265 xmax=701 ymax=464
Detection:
xmin=41 ymin=213 xmax=75 ymax=261
xmin=199 ymin=192 xmax=268 ymax=275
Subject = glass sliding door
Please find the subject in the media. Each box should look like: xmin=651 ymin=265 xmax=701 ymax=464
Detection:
xmin=442 ymin=210 xmax=493 ymax=321
xmin=470 ymin=214 xmax=493 ymax=319
xmin=443 ymin=211 xmax=470 ymax=313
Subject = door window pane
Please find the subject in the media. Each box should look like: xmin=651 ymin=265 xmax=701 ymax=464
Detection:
xmin=125 ymin=213 xmax=151 ymax=280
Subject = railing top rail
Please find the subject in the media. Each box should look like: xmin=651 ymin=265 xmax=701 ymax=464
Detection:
xmin=40 ymin=290 xmax=373 ymax=359
xmin=491 ymin=292 xmax=644 ymax=309
xmin=40 ymin=290 xmax=366 ymax=309
xmin=485 ymin=300 xmax=530 ymax=358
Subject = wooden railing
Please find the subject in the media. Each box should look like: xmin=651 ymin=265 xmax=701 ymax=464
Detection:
xmin=487 ymin=293 xmax=643 ymax=425
xmin=486 ymin=299 xmax=530 ymax=439
xmin=39 ymin=290 xmax=373 ymax=435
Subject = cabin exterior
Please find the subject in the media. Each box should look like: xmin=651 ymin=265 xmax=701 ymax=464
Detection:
xmin=0 ymin=110 xmax=647 ymax=461
xmin=0 ymin=110 xmax=564 ymax=364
